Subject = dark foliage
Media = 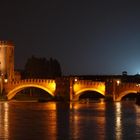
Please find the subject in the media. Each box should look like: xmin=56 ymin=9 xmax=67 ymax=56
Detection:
xmin=22 ymin=56 xmax=62 ymax=78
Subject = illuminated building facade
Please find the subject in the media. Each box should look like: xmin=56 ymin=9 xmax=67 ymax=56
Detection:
xmin=0 ymin=41 xmax=14 ymax=81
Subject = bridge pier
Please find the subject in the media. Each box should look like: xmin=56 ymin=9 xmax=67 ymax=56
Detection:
xmin=55 ymin=77 xmax=71 ymax=101
xmin=105 ymin=79 xmax=117 ymax=101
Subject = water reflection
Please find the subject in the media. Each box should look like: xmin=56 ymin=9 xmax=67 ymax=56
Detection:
xmin=45 ymin=102 xmax=57 ymax=140
xmin=0 ymin=101 xmax=139 ymax=139
xmin=56 ymin=103 xmax=70 ymax=140
xmin=115 ymin=102 xmax=122 ymax=140
xmin=0 ymin=102 xmax=9 ymax=140
xmin=135 ymin=104 xmax=140 ymax=138
xmin=8 ymin=102 xmax=58 ymax=140
xmin=70 ymin=102 xmax=106 ymax=139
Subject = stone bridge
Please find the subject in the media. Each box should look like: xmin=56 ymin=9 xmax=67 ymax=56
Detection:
xmin=2 ymin=78 xmax=140 ymax=101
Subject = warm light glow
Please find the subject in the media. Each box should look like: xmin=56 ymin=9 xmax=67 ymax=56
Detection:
xmin=0 ymin=45 xmax=5 ymax=72
xmin=0 ymin=102 xmax=9 ymax=139
xmin=100 ymin=98 xmax=105 ymax=104
xmin=4 ymin=79 xmax=8 ymax=83
xmin=45 ymin=102 xmax=56 ymax=110
xmin=4 ymin=102 xmax=9 ymax=138
xmin=74 ymin=78 xmax=78 ymax=82
xmin=136 ymin=84 xmax=140 ymax=87
xmin=70 ymin=103 xmax=78 ymax=110
xmin=73 ymin=84 xmax=81 ymax=93
xmin=44 ymin=103 xmax=57 ymax=140
xmin=73 ymin=84 xmax=105 ymax=96
xmin=49 ymin=82 xmax=56 ymax=91
xmin=116 ymin=80 xmax=121 ymax=85
xmin=135 ymin=105 xmax=140 ymax=134
xmin=115 ymin=102 xmax=122 ymax=140
xmin=7 ymin=82 xmax=56 ymax=100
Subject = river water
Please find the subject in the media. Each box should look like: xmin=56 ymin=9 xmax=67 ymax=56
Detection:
xmin=0 ymin=101 xmax=140 ymax=140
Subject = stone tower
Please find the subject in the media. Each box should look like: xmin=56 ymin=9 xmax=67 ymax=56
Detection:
xmin=0 ymin=41 xmax=14 ymax=81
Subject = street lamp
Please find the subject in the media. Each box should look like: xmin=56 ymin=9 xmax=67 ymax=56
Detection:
xmin=4 ymin=78 xmax=8 ymax=83
xmin=74 ymin=77 xmax=78 ymax=82
xmin=116 ymin=80 xmax=121 ymax=86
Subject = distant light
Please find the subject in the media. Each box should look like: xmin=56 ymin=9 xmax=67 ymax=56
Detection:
xmin=116 ymin=80 xmax=120 ymax=85
xmin=4 ymin=79 xmax=8 ymax=83
xmin=136 ymin=84 xmax=140 ymax=87
xmin=74 ymin=78 xmax=78 ymax=82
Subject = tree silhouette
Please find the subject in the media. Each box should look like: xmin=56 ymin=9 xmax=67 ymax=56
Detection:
xmin=23 ymin=56 xmax=62 ymax=78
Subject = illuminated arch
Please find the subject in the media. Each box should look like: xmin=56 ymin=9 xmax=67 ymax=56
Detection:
xmin=73 ymin=88 xmax=105 ymax=101
xmin=116 ymin=90 xmax=137 ymax=101
xmin=7 ymin=84 xmax=55 ymax=100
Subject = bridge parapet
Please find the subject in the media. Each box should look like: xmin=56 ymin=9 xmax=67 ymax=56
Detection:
xmin=75 ymin=80 xmax=104 ymax=86
xmin=8 ymin=79 xmax=55 ymax=85
xmin=116 ymin=83 xmax=140 ymax=91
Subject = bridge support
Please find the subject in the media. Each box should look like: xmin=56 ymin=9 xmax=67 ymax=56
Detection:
xmin=105 ymin=79 xmax=116 ymax=101
xmin=55 ymin=77 xmax=71 ymax=101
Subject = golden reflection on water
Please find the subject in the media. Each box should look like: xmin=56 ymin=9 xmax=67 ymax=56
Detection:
xmin=70 ymin=102 xmax=106 ymax=139
xmin=38 ymin=102 xmax=57 ymax=140
xmin=135 ymin=105 xmax=140 ymax=125
xmin=115 ymin=102 xmax=122 ymax=140
xmin=0 ymin=101 xmax=138 ymax=139
xmin=45 ymin=102 xmax=56 ymax=110
xmin=135 ymin=105 xmax=140 ymax=135
xmin=0 ymin=102 xmax=9 ymax=140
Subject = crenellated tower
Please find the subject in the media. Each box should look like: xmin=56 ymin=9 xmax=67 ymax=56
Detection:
xmin=0 ymin=41 xmax=14 ymax=81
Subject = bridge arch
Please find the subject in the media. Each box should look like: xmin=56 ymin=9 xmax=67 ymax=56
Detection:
xmin=7 ymin=84 xmax=55 ymax=100
xmin=73 ymin=88 xmax=105 ymax=101
xmin=116 ymin=90 xmax=137 ymax=101
xmin=72 ymin=81 xmax=105 ymax=101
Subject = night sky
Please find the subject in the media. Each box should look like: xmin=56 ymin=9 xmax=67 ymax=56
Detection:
xmin=0 ymin=0 xmax=140 ymax=75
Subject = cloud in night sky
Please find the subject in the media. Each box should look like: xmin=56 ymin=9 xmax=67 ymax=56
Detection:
xmin=0 ymin=0 xmax=140 ymax=75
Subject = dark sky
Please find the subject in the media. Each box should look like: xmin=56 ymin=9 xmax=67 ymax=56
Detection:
xmin=0 ymin=0 xmax=140 ymax=75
